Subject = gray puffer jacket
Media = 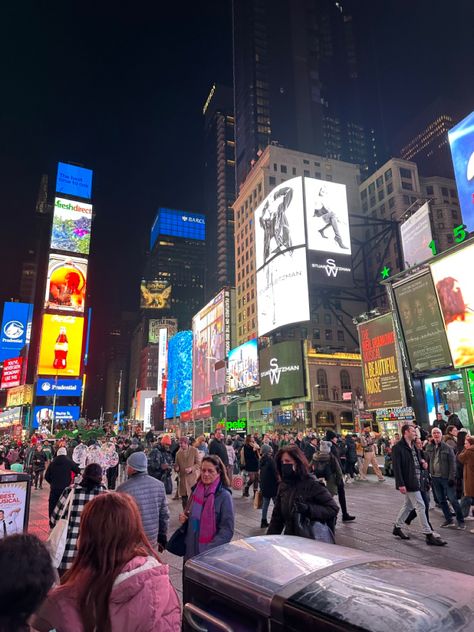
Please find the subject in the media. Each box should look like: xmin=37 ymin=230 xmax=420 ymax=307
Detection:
xmin=117 ymin=472 xmax=169 ymax=543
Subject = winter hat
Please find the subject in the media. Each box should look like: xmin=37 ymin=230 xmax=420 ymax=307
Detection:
xmin=127 ymin=451 xmax=148 ymax=473
xmin=320 ymin=440 xmax=332 ymax=454
xmin=160 ymin=435 xmax=172 ymax=446
xmin=261 ymin=444 xmax=273 ymax=456
xmin=57 ymin=447 xmax=67 ymax=456
xmin=325 ymin=430 xmax=337 ymax=442
xmin=131 ymin=438 xmax=139 ymax=446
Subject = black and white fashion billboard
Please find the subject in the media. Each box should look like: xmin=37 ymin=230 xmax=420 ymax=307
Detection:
xmin=256 ymin=247 xmax=310 ymax=337
xmin=255 ymin=177 xmax=306 ymax=271
xmin=400 ymin=202 xmax=433 ymax=269
xmin=304 ymin=178 xmax=351 ymax=254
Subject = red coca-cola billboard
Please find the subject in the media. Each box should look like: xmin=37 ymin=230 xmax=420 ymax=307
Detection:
xmin=1 ymin=357 xmax=23 ymax=389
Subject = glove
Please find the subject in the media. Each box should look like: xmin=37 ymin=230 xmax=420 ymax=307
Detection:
xmin=157 ymin=534 xmax=168 ymax=550
xmin=448 ymin=479 xmax=455 ymax=488
xmin=295 ymin=501 xmax=310 ymax=516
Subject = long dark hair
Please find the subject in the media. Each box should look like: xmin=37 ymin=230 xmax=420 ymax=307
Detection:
xmin=60 ymin=493 xmax=158 ymax=632
xmin=457 ymin=429 xmax=468 ymax=453
xmin=200 ymin=455 xmax=231 ymax=488
xmin=275 ymin=445 xmax=310 ymax=481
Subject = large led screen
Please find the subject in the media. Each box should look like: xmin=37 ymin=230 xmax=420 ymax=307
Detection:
xmin=448 ymin=111 xmax=474 ymax=233
xmin=400 ymin=202 xmax=434 ymax=268
xmin=38 ymin=314 xmax=84 ymax=377
xmin=1 ymin=358 xmax=23 ymax=389
xmin=36 ymin=378 xmax=83 ymax=397
xmin=394 ymin=272 xmax=452 ymax=372
xmin=149 ymin=318 xmax=178 ymax=344
xmin=255 ymin=177 xmax=306 ymax=271
xmin=165 ymin=331 xmax=192 ymax=418
xmin=192 ymin=290 xmax=229 ymax=408
xmin=257 ymin=246 xmax=310 ymax=336
xmin=259 ymin=341 xmax=305 ymax=401
xmin=33 ymin=405 xmax=80 ymax=428
xmin=304 ymin=178 xmax=351 ymax=254
xmin=423 ymin=373 xmax=468 ymax=426
xmin=56 ymin=162 xmax=93 ymax=199
xmin=45 ymin=254 xmax=87 ymax=313
xmin=359 ymin=313 xmax=405 ymax=410
xmin=51 ymin=197 xmax=93 ymax=255
xmin=140 ymin=279 xmax=172 ymax=309
xmin=228 ymin=339 xmax=259 ymax=392
xmin=0 ymin=302 xmax=33 ymax=362
xmin=150 ymin=208 xmax=206 ymax=250
xmin=430 ymin=242 xmax=474 ymax=368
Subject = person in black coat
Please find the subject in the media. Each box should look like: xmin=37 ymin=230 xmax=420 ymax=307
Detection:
xmin=209 ymin=429 xmax=229 ymax=468
xmin=259 ymin=445 xmax=279 ymax=528
xmin=242 ymin=435 xmax=260 ymax=498
xmin=325 ymin=431 xmax=355 ymax=522
xmin=304 ymin=436 xmax=319 ymax=463
xmin=344 ymin=435 xmax=358 ymax=481
xmin=31 ymin=445 xmax=48 ymax=490
xmin=45 ymin=447 xmax=81 ymax=518
xmin=267 ymin=445 xmax=339 ymax=537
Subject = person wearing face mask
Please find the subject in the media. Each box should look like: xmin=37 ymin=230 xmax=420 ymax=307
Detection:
xmin=267 ymin=446 xmax=339 ymax=537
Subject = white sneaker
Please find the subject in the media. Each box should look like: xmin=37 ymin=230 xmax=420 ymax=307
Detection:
xmin=464 ymin=516 xmax=474 ymax=521
xmin=470 ymin=529 xmax=474 ymax=534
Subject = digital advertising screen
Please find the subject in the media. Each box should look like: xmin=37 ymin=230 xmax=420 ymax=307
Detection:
xmin=394 ymin=272 xmax=452 ymax=372
xmin=148 ymin=318 xmax=178 ymax=344
xmin=36 ymin=378 xmax=83 ymax=397
xmin=33 ymin=405 xmax=80 ymax=428
xmin=359 ymin=313 xmax=405 ymax=410
xmin=51 ymin=197 xmax=93 ymax=255
xmin=150 ymin=208 xmax=206 ymax=250
xmin=423 ymin=373 xmax=468 ymax=426
xmin=0 ymin=479 xmax=28 ymax=538
xmin=256 ymin=246 xmax=310 ymax=336
xmin=400 ymin=202 xmax=434 ymax=268
xmin=192 ymin=290 xmax=229 ymax=408
xmin=308 ymin=252 xmax=353 ymax=287
xmin=227 ymin=338 xmax=259 ymax=392
xmin=1 ymin=358 xmax=23 ymax=389
xmin=165 ymin=330 xmax=192 ymax=418
xmin=56 ymin=162 xmax=93 ymax=200
xmin=0 ymin=302 xmax=34 ymax=363
xmin=38 ymin=314 xmax=84 ymax=377
xmin=430 ymin=242 xmax=474 ymax=368
xmin=304 ymin=177 xmax=351 ymax=255
xmin=140 ymin=279 xmax=172 ymax=309
xmin=255 ymin=177 xmax=306 ymax=271
xmin=448 ymin=111 xmax=474 ymax=233
xmin=259 ymin=341 xmax=305 ymax=401
xmin=45 ymin=254 xmax=87 ymax=313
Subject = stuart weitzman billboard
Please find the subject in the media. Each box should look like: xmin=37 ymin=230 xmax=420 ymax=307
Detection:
xmin=259 ymin=341 xmax=305 ymax=401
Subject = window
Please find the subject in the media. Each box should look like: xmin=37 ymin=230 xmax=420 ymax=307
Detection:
xmin=292 ymin=167 xmax=296 ymax=175
xmin=426 ymin=185 xmax=434 ymax=195
xmin=402 ymin=181 xmax=413 ymax=190
xmin=450 ymin=189 xmax=456 ymax=197
xmin=280 ymin=164 xmax=287 ymax=173
xmin=368 ymin=183 xmax=375 ymax=195
xmin=317 ymin=369 xmax=329 ymax=400
xmin=314 ymin=161 xmax=320 ymax=167
xmin=337 ymin=330 xmax=345 ymax=342
xmin=269 ymin=176 xmax=276 ymax=185
xmin=378 ymin=190 xmax=384 ymax=201
xmin=400 ymin=167 xmax=412 ymax=179
xmin=323 ymin=313 xmax=332 ymax=324
xmin=326 ymin=174 xmax=333 ymax=181
xmin=313 ymin=313 xmax=320 ymax=324
xmin=380 ymin=203 xmax=385 ymax=215
xmin=313 ymin=328 xmax=320 ymax=339
xmin=438 ymin=223 xmax=445 ymax=229
xmin=451 ymin=209 xmax=458 ymax=219
xmin=388 ymin=197 xmax=395 ymax=209
xmin=370 ymin=196 xmax=376 ymax=207
xmin=361 ymin=189 xmax=367 ymax=199
xmin=303 ymin=159 xmax=309 ymax=164
xmin=304 ymin=170 xmax=310 ymax=177
xmin=340 ymin=369 xmax=351 ymax=391
xmin=315 ymin=172 xmax=321 ymax=179
xmin=437 ymin=209 xmax=444 ymax=219
xmin=273 ymin=163 xmax=277 ymax=171
xmin=362 ymin=202 xmax=368 ymax=212
xmin=384 ymin=168 xmax=392 ymax=181
xmin=441 ymin=187 xmax=449 ymax=196
xmin=324 ymin=329 xmax=333 ymax=341
xmin=447 ymin=234 xmax=454 ymax=244
xmin=403 ymin=195 xmax=410 ymax=204
xmin=387 ymin=182 xmax=393 ymax=194
xmin=376 ymin=176 xmax=384 ymax=188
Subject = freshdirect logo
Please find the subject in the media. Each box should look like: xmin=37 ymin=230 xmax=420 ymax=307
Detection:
xmin=55 ymin=198 xmax=91 ymax=215
xmin=3 ymin=320 xmax=24 ymax=341
xmin=261 ymin=357 xmax=300 ymax=385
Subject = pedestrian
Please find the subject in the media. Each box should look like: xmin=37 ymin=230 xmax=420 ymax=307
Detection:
xmin=117 ymin=451 xmax=169 ymax=551
xmin=444 ymin=409 xmax=463 ymax=430
xmin=392 ymin=424 xmax=446 ymax=545
xmin=434 ymin=412 xmax=447 ymax=435
xmin=174 ymin=436 xmax=200 ymax=510
xmin=325 ymin=431 xmax=355 ymax=522
xmin=209 ymin=428 xmax=229 ymax=469
xmin=304 ymin=435 xmax=318 ymax=463
xmin=195 ymin=435 xmax=209 ymax=460
xmin=458 ymin=436 xmax=474 ymax=528
xmin=242 ymin=434 xmax=261 ymax=498
xmin=443 ymin=425 xmax=458 ymax=451
xmin=359 ymin=425 xmax=385 ymax=482
xmin=179 ymin=455 xmax=234 ymax=562
xmin=267 ymin=445 xmax=339 ymax=536
xmin=225 ymin=437 xmax=236 ymax=481
xmin=344 ymin=434 xmax=358 ymax=482
xmin=403 ymin=437 xmax=433 ymax=531
xmin=259 ymin=444 xmax=278 ymax=528
xmin=45 ymin=446 xmax=80 ymax=519
xmin=50 ymin=463 xmax=107 ymax=572
xmin=0 ymin=534 xmax=55 ymax=632
xmin=33 ymin=493 xmax=181 ymax=632
xmin=32 ymin=444 xmax=47 ymax=490
xmin=42 ymin=439 xmax=53 ymax=464
xmin=145 ymin=428 xmax=155 ymax=448
xmin=312 ymin=440 xmax=343 ymax=497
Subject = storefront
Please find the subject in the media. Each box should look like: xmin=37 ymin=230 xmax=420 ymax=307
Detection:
xmin=375 ymin=406 xmax=415 ymax=437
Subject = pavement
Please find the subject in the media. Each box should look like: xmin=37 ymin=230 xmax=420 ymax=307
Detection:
xmin=29 ymin=469 xmax=474 ymax=601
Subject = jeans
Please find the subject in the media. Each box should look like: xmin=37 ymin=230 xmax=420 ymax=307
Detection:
xmin=395 ymin=490 xmax=433 ymax=534
xmin=262 ymin=496 xmax=275 ymax=522
xmin=34 ymin=470 xmax=44 ymax=489
xmin=431 ymin=477 xmax=464 ymax=524
xmin=460 ymin=496 xmax=474 ymax=518
xmin=405 ymin=490 xmax=433 ymax=530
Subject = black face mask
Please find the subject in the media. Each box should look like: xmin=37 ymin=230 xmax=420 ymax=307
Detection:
xmin=281 ymin=463 xmax=296 ymax=481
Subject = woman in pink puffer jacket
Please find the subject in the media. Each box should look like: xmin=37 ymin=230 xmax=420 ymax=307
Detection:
xmin=33 ymin=493 xmax=180 ymax=632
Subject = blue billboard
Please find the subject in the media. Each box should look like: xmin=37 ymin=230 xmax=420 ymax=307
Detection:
xmin=448 ymin=111 xmax=474 ymax=233
xmin=227 ymin=338 xmax=259 ymax=392
xmin=0 ymin=302 xmax=34 ymax=362
xmin=56 ymin=162 xmax=93 ymax=200
xmin=165 ymin=330 xmax=192 ymax=419
xmin=36 ymin=378 xmax=83 ymax=397
xmin=150 ymin=208 xmax=206 ymax=250
xmin=33 ymin=405 xmax=80 ymax=428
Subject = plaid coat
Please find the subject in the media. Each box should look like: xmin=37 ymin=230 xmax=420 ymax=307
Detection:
xmin=50 ymin=483 xmax=106 ymax=570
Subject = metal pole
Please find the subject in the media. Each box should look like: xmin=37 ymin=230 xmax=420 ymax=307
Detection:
xmin=117 ymin=369 xmax=122 ymax=430
xmin=51 ymin=371 xmax=58 ymax=435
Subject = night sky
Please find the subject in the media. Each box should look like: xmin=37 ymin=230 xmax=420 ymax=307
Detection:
xmin=0 ymin=1 xmax=472 ymax=411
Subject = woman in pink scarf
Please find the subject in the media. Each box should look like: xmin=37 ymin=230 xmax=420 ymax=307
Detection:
xmin=179 ymin=455 xmax=234 ymax=561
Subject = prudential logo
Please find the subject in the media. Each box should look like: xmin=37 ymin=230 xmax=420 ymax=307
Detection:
xmin=3 ymin=320 xmax=25 ymax=341
xmin=261 ymin=357 xmax=300 ymax=385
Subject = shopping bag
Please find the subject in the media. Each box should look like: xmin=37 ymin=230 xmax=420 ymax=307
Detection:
xmin=46 ymin=489 xmax=75 ymax=568
xmin=253 ymin=490 xmax=263 ymax=509
xmin=232 ymin=474 xmax=244 ymax=491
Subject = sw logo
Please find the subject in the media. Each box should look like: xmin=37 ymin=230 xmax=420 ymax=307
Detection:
xmin=324 ymin=259 xmax=338 ymax=277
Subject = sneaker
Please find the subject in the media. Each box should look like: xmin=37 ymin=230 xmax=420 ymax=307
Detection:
xmin=440 ymin=520 xmax=455 ymax=528
xmin=463 ymin=516 xmax=474 ymax=521
xmin=426 ymin=533 xmax=447 ymax=546
xmin=392 ymin=526 xmax=410 ymax=540
xmin=470 ymin=529 xmax=474 ymax=534
xmin=456 ymin=523 xmax=466 ymax=530
xmin=342 ymin=515 xmax=356 ymax=522
xmin=378 ymin=478 xmax=386 ymax=482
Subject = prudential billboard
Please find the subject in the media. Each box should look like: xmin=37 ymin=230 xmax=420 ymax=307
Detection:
xmin=0 ymin=302 xmax=34 ymax=362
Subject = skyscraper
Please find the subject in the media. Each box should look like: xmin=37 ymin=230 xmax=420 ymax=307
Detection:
xmin=203 ymin=84 xmax=236 ymax=299
xmin=232 ymin=0 xmax=379 ymax=189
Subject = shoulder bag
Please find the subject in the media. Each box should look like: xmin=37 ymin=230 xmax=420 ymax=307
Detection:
xmin=166 ymin=496 xmax=193 ymax=557
xmin=292 ymin=510 xmax=335 ymax=544
xmin=47 ymin=488 xmax=75 ymax=568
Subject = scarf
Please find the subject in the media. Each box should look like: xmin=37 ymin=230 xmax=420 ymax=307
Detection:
xmin=189 ymin=477 xmax=221 ymax=545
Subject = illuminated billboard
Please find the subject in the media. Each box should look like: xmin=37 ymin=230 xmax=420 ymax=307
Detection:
xmin=400 ymin=203 xmax=434 ymax=268
xmin=423 ymin=373 xmax=468 ymax=426
xmin=51 ymin=197 xmax=93 ymax=255
xmin=192 ymin=290 xmax=230 ymax=408
xmin=140 ymin=279 xmax=172 ymax=309
xmin=150 ymin=208 xmax=206 ymax=250
xmin=36 ymin=378 xmax=83 ymax=397
xmin=56 ymin=162 xmax=93 ymax=199
xmin=304 ymin=178 xmax=351 ymax=254
xmin=430 ymin=242 xmax=474 ymax=368
xmin=1 ymin=358 xmax=23 ymax=389
xmin=45 ymin=254 xmax=87 ymax=313
xmin=165 ymin=331 xmax=192 ymax=418
xmin=0 ymin=302 xmax=34 ymax=363
xmin=149 ymin=318 xmax=178 ymax=344
xmin=448 ymin=111 xmax=474 ymax=233
xmin=256 ymin=246 xmax=310 ymax=336
xmin=259 ymin=341 xmax=305 ymax=401
xmin=394 ymin=272 xmax=452 ymax=372
xmin=33 ymin=405 xmax=80 ymax=428
xmin=228 ymin=339 xmax=259 ymax=392
xmin=359 ymin=314 xmax=405 ymax=410
xmin=38 ymin=314 xmax=84 ymax=377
